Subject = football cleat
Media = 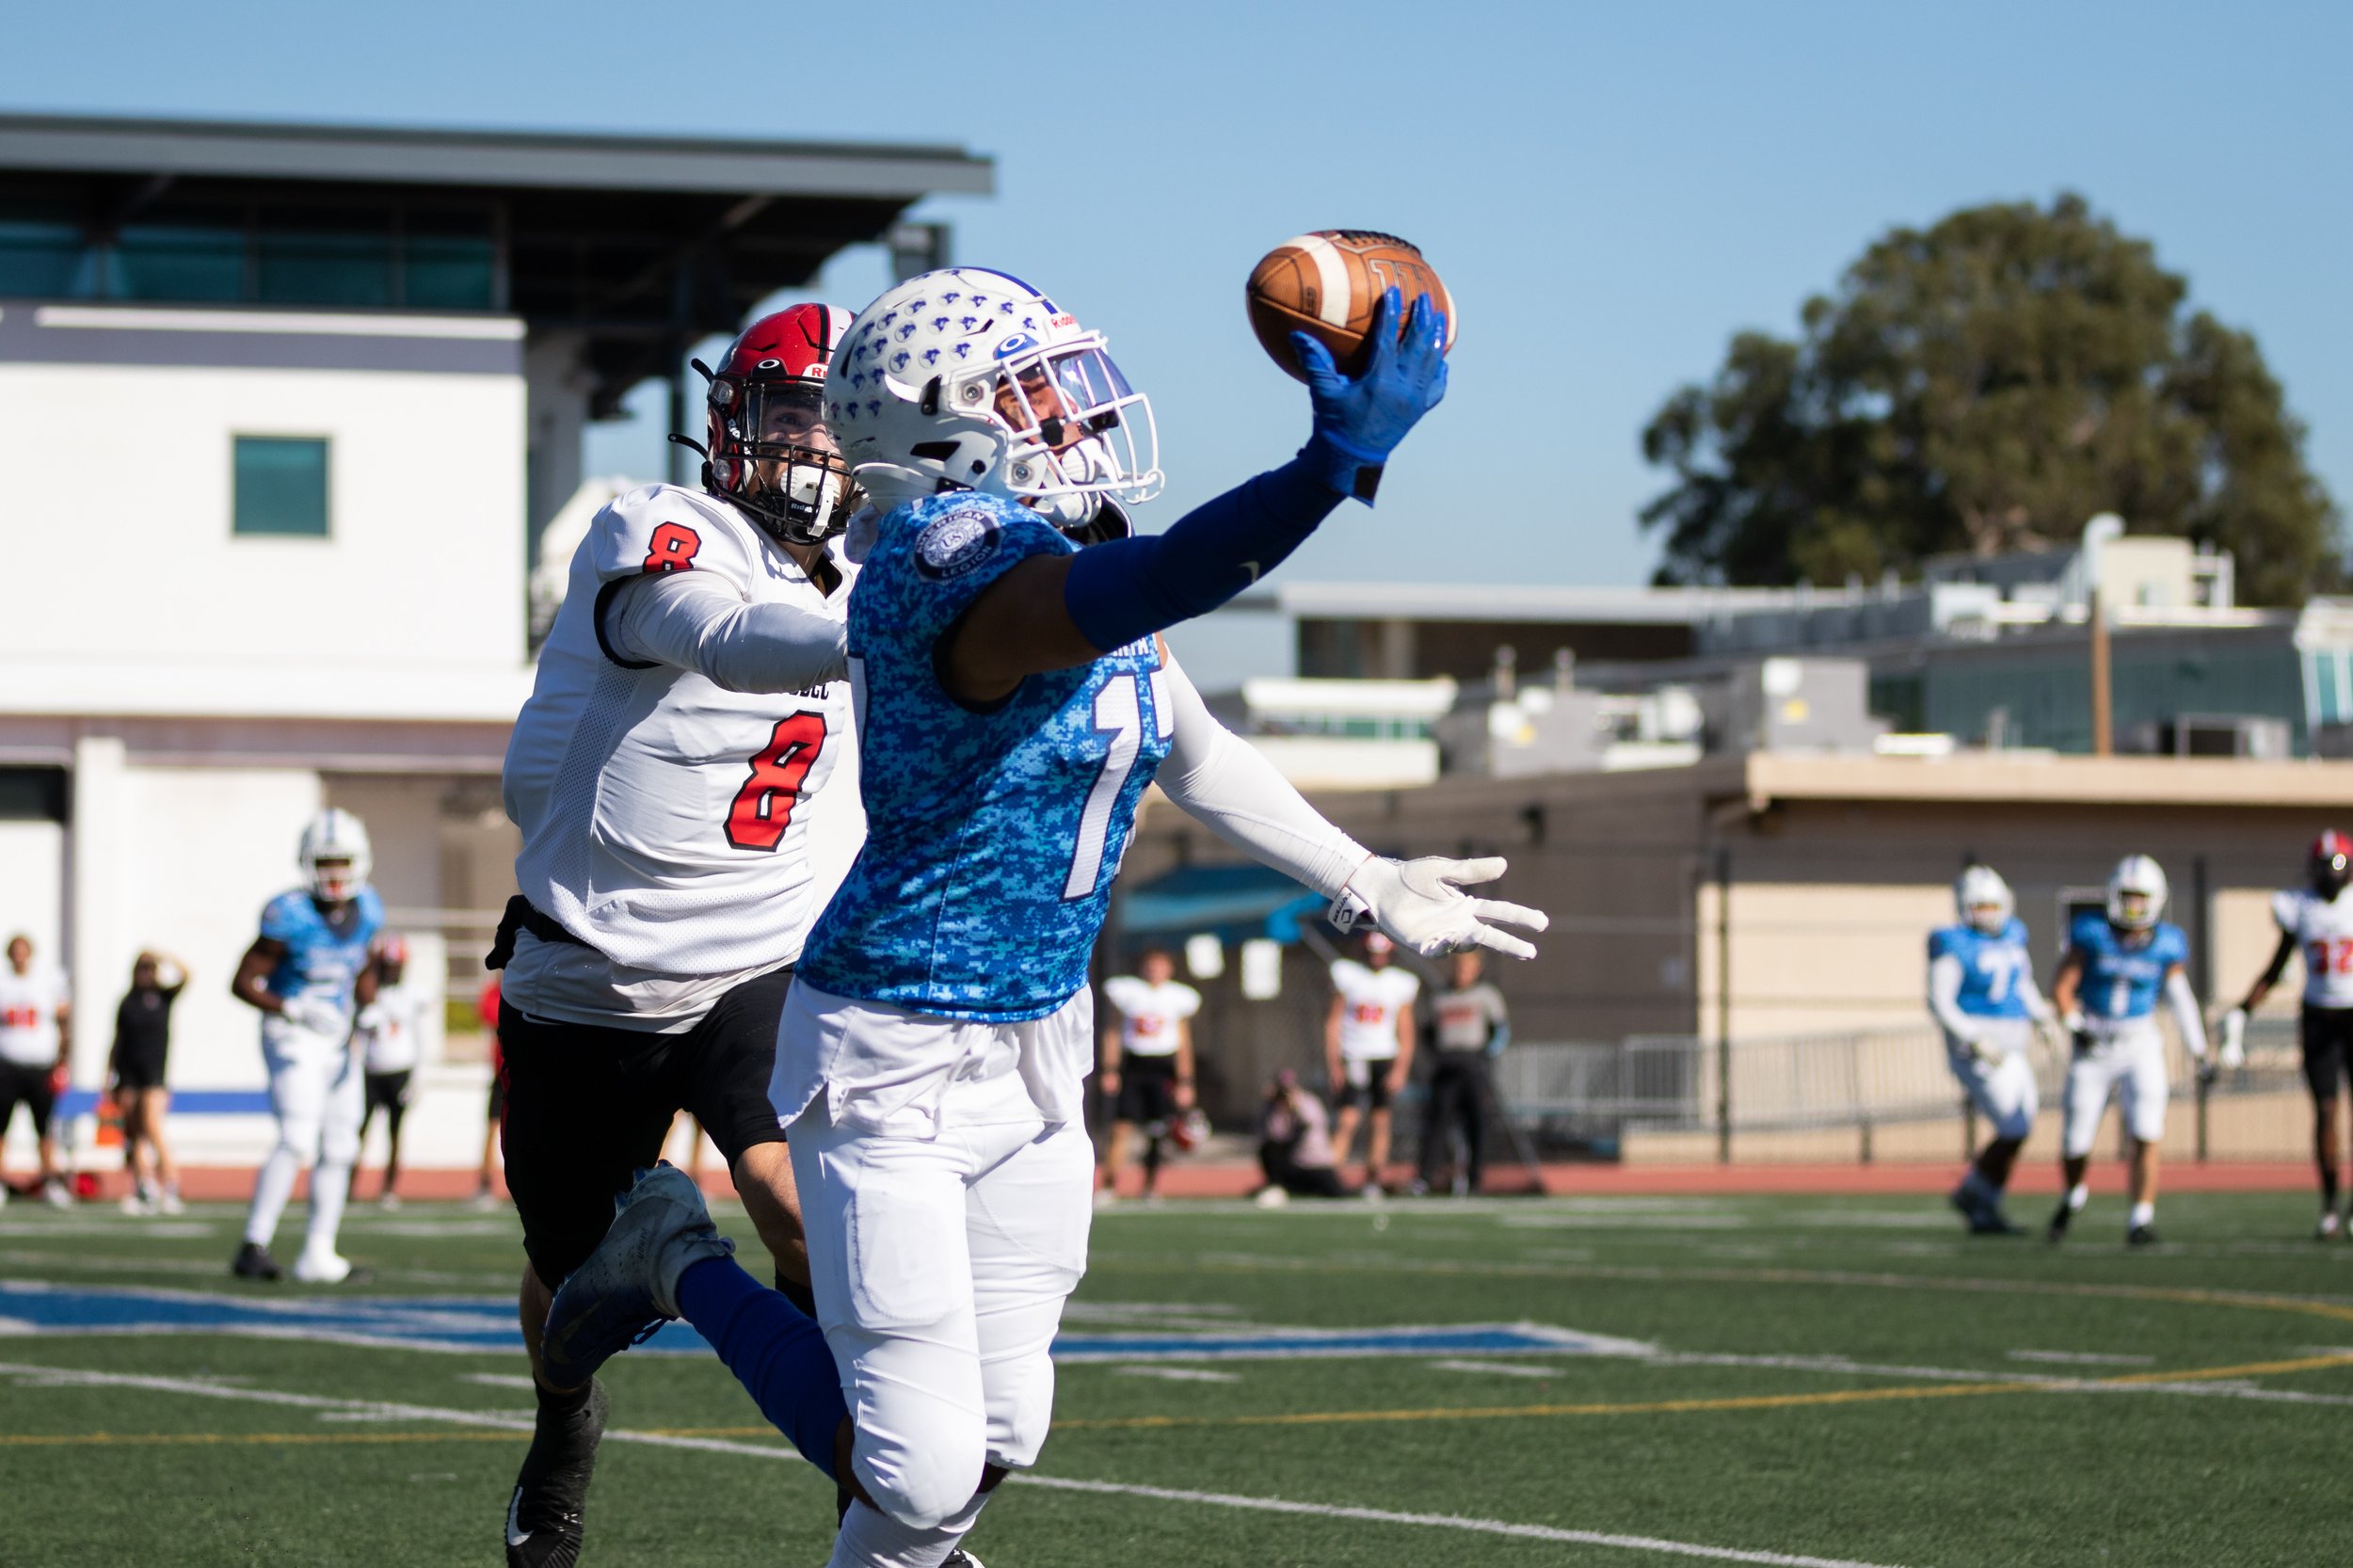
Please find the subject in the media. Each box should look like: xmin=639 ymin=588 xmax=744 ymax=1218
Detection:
xmin=2126 ymin=1224 xmax=2161 ymax=1248
xmin=944 ymin=1550 xmax=985 ymax=1568
xmin=2317 ymin=1210 xmax=2343 ymax=1241
xmin=538 ymin=1164 xmax=734 ymax=1391
xmin=291 ymin=1248 xmax=356 ymax=1285
xmin=505 ymin=1379 xmax=609 ymax=1568
xmin=1252 ymin=1185 xmax=1289 ymax=1208
xmin=232 ymin=1241 xmax=283 ymax=1281
xmin=156 ymin=1189 xmax=186 ymax=1216
xmin=41 ymin=1176 xmax=72 ymax=1208
xmin=2044 ymin=1202 xmax=2074 ymax=1245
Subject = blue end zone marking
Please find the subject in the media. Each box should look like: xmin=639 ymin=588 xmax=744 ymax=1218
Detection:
xmin=0 ymin=1283 xmax=1646 ymax=1363
xmin=55 ymin=1089 xmax=274 ymax=1118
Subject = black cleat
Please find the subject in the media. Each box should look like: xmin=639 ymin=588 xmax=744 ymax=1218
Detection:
xmin=231 ymin=1241 xmax=282 ymax=1281
xmin=945 ymin=1550 xmax=985 ymax=1568
xmin=2126 ymin=1224 xmax=2161 ymax=1248
xmin=1951 ymin=1188 xmax=2021 ymax=1236
xmin=505 ymin=1379 xmax=609 ymax=1568
xmin=2045 ymin=1202 xmax=2074 ymax=1245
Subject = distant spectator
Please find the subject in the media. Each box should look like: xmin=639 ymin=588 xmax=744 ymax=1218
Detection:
xmin=357 ymin=935 xmax=424 ymax=1209
xmin=1325 ymin=930 xmax=1418 ymax=1194
xmin=111 ymin=951 xmax=187 ymax=1214
xmin=1255 ymin=1068 xmax=1345 ymax=1205
xmin=0 ymin=933 xmax=73 ymax=1208
xmin=1097 ymin=946 xmax=1201 ymax=1204
xmin=1416 ymin=951 xmax=1510 ymax=1195
xmin=476 ymin=972 xmax=504 ymax=1208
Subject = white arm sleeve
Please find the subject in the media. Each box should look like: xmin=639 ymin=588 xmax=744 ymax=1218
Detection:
xmin=1927 ymin=953 xmax=1976 ymax=1040
xmin=1155 ymin=655 xmax=1371 ymax=900
xmin=2015 ymin=968 xmax=2055 ymax=1024
xmin=2166 ymin=968 xmax=2209 ymax=1059
xmin=604 ymin=570 xmax=847 ymax=694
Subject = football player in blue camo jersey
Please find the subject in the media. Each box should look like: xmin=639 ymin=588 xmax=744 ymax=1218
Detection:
xmin=1928 ymin=865 xmax=2061 ymax=1235
xmin=538 ymin=265 xmax=1548 ymax=1568
xmin=229 ymin=808 xmax=384 ymax=1284
xmin=2046 ymin=855 xmax=2211 ymax=1246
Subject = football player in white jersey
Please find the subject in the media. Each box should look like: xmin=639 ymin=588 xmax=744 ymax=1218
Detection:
xmin=0 ymin=933 xmax=73 ymax=1207
xmin=355 ymin=934 xmax=424 ymax=1209
xmin=496 ymin=303 xmax=863 ymax=1568
xmin=2220 ymin=831 xmax=2347 ymax=1236
xmin=1326 ymin=931 xmax=1420 ymax=1193
xmin=1096 ymin=946 xmax=1201 ymax=1202
xmin=230 ymin=809 xmax=383 ymax=1283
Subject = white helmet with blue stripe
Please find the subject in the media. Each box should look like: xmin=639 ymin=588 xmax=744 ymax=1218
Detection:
xmin=825 ymin=267 xmax=1160 ymax=529
xmin=1954 ymin=864 xmax=2013 ymax=935
xmin=2105 ymin=854 xmax=2168 ymax=932
xmin=298 ymin=808 xmax=372 ymax=904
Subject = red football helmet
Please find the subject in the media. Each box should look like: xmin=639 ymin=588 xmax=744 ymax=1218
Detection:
xmin=2310 ymin=831 xmax=2352 ymax=899
xmin=697 ymin=304 xmax=859 ymax=547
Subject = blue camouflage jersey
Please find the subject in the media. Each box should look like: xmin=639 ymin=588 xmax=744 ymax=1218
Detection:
xmin=1928 ymin=918 xmax=2035 ymax=1020
xmin=798 ymin=492 xmax=1174 ymax=1021
xmin=260 ymin=886 xmax=385 ymax=1010
xmin=2068 ymin=912 xmax=2188 ymax=1021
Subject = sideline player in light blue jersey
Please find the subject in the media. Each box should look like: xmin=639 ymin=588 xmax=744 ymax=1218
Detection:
xmin=541 ymin=265 xmax=1547 ymax=1568
xmin=2047 ymin=855 xmax=2211 ymax=1247
xmin=1928 ymin=865 xmax=2059 ymax=1235
xmin=229 ymin=808 xmax=384 ymax=1284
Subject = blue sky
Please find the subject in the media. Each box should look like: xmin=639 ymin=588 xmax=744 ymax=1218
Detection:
xmin=6 ymin=0 xmax=2348 ymax=594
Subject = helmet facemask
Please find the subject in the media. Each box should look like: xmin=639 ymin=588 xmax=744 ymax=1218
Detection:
xmin=940 ymin=334 xmax=1160 ymax=524
xmin=2313 ymin=834 xmax=2352 ymax=899
xmin=709 ymin=377 xmax=860 ymax=548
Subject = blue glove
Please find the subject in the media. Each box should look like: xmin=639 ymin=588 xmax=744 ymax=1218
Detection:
xmin=1292 ymin=287 xmax=1449 ymax=504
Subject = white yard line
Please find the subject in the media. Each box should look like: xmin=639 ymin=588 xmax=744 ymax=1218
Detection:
xmin=1006 ymin=1476 xmax=1914 ymax=1568
xmin=2007 ymin=1350 xmax=2154 ymax=1367
xmin=0 ymin=1359 xmax=802 ymax=1462
xmin=1433 ymin=1358 xmax=1561 ymax=1379
xmin=1110 ymin=1365 xmax=1242 ymax=1384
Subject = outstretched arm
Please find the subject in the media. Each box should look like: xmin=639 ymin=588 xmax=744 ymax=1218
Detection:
xmin=938 ymin=292 xmax=1449 ymax=707
xmin=605 ymin=571 xmax=848 ymax=695
xmin=1154 ymin=656 xmax=1545 ymax=959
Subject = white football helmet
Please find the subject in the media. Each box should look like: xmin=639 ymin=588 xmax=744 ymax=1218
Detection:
xmin=2105 ymin=854 xmax=2168 ymax=932
xmin=298 ymin=808 xmax=372 ymax=904
xmin=825 ymin=267 xmax=1160 ymax=528
xmin=1954 ymin=865 xmax=2013 ymax=935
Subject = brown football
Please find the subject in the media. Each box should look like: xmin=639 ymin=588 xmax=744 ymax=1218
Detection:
xmin=1245 ymin=230 xmax=1456 ymax=383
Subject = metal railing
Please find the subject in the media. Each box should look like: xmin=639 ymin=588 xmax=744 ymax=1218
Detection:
xmin=1494 ymin=1016 xmax=2308 ymax=1150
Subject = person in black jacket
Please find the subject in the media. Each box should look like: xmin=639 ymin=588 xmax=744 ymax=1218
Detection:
xmin=111 ymin=952 xmax=187 ymax=1215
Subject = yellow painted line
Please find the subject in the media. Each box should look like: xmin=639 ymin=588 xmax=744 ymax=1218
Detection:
xmin=1051 ymin=1351 xmax=2353 ymax=1433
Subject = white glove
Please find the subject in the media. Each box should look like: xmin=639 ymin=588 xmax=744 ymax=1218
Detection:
xmin=2219 ymin=1008 xmax=2248 ymax=1070
xmin=1964 ymin=1033 xmax=2002 ymax=1068
xmin=1335 ymin=856 xmax=1548 ymax=960
xmin=280 ymin=995 xmax=349 ymax=1038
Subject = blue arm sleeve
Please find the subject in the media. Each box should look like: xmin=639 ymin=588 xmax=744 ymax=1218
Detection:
xmin=1061 ymin=447 xmax=1348 ymax=653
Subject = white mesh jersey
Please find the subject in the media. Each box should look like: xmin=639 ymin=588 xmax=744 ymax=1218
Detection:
xmin=505 ymin=484 xmax=854 ymax=979
xmin=1101 ymin=976 xmax=1200 ymax=1059
xmin=2273 ymin=888 xmax=2353 ymax=1009
xmin=0 ymin=964 xmax=68 ymax=1067
xmin=1330 ymin=959 xmax=1419 ymax=1061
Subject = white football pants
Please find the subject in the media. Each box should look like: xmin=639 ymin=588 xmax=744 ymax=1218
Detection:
xmin=789 ymin=1062 xmax=1091 ymax=1544
xmin=2061 ymin=1022 xmax=2169 ymax=1157
xmin=243 ymin=1021 xmax=364 ymax=1252
xmin=1944 ymin=1020 xmax=2039 ymax=1142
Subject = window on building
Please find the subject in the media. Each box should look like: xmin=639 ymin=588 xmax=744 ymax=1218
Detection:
xmin=111 ymin=224 xmax=247 ymax=302
xmin=0 ymin=207 xmax=91 ymax=297
xmin=232 ymin=437 xmax=330 ymax=537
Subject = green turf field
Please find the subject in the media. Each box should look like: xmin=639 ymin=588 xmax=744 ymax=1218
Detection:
xmin=3 ymin=1190 xmax=2347 ymax=1566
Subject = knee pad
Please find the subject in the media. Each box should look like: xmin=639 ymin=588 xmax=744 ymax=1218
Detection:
xmin=856 ymin=1426 xmax=986 ymax=1534
xmin=320 ymin=1121 xmax=360 ymax=1165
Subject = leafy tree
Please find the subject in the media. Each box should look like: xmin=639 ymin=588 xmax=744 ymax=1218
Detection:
xmin=1641 ymin=194 xmax=2341 ymax=603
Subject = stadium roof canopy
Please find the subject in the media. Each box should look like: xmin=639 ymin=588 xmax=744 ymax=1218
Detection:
xmin=0 ymin=113 xmax=993 ymax=414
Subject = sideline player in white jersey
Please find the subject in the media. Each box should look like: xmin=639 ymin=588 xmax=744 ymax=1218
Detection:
xmin=0 ymin=933 xmax=73 ymax=1207
xmin=230 ymin=809 xmax=383 ymax=1283
xmin=1927 ymin=865 xmax=2059 ymax=1235
xmin=542 ymin=266 xmax=1543 ymax=1568
xmin=2219 ymin=831 xmax=2346 ymax=1236
xmin=2047 ymin=855 xmax=2210 ymax=1247
xmin=1096 ymin=945 xmax=1200 ymax=1201
xmin=355 ymin=934 xmax=424 ymax=1209
xmin=497 ymin=303 xmax=863 ymax=1568
xmin=1327 ymin=930 xmax=1419 ymax=1192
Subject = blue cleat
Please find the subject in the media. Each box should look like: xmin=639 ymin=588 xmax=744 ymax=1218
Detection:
xmin=538 ymin=1163 xmax=735 ymax=1391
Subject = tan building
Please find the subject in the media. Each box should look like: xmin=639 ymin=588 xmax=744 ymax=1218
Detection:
xmin=1119 ymin=753 xmax=2353 ymax=1159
